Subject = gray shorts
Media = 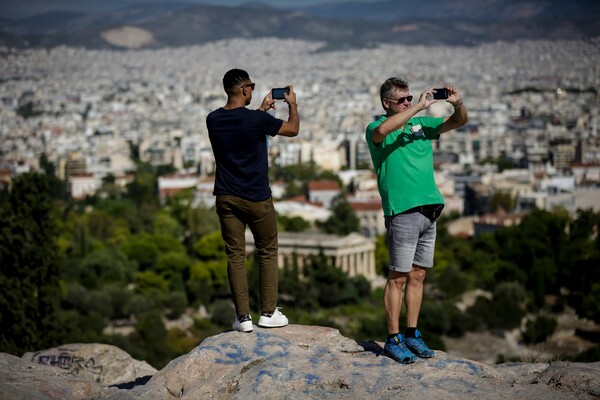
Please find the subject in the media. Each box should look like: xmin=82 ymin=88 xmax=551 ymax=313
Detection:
xmin=384 ymin=212 xmax=437 ymax=273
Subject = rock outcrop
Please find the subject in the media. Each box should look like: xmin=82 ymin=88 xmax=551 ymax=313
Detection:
xmin=1 ymin=325 xmax=599 ymax=400
xmin=0 ymin=343 xmax=156 ymax=400
xmin=22 ymin=343 xmax=157 ymax=387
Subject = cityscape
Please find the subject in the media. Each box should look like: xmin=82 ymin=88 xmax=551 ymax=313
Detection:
xmin=1 ymin=37 xmax=599 ymax=235
xmin=1 ymin=33 xmax=600 ymax=369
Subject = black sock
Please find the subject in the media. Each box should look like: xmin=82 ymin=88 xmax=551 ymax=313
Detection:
xmin=387 ymin=333 xmax=399 ymax=341
xmin=404 ymin=327 xmax=417 ymax=338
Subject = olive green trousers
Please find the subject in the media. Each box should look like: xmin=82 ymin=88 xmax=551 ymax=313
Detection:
xmin=215 ymin=195 xmax=279 ymax=316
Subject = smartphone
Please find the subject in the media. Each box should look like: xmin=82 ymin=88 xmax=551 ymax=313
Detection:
xmin=271 ymin=87 xmax=290 ymax=100
xmin=433 ymin=88 xmax=449 ymax=100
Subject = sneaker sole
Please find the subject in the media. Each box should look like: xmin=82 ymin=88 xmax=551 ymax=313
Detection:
xmin=232 ymin=322 xmax=254 ymax=333
xmin=412 ymin=352 xmax=434 ymax=358
xmin=384 ymin=348 xmax=416 ymax=364
xmin=257 ymin=321 xmax=288 ymax=328
xmin=232 ymin=326 xmax=254 ymax=332
xmin=405 ymin=343 xmax=435 ymax=358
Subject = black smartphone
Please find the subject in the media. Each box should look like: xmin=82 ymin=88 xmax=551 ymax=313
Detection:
xmin=433 ymin=88 xmax=449 ymax=100
xmin=271 ymin=87 xmax=290 ymax=100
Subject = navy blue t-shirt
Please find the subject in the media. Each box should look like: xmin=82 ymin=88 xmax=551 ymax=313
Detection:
xmin=207 ymin=107 xmax=283 ymax=201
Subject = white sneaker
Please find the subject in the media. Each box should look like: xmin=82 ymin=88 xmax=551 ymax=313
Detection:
xmin=232 ymin=314 xmax=253 ymax=332
xmin=257 ymin=308 xmax=288 ymax=328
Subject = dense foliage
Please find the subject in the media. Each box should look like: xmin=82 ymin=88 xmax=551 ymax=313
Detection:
xmin=1 ymin=166 xmax=599 ymax=368
xmin=0 ymin=174 xmax=63 ymax=354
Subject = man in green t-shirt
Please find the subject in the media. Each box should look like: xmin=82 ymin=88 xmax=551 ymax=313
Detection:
xmin=365 ymin=77 xmax=468 ymax=364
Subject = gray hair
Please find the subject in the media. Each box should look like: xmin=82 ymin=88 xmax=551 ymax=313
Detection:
xmin=380 ymin=77 xmax=408 ymax=100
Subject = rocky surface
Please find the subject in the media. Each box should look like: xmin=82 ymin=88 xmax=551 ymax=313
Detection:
xmin=22 ymin=343 xmax=157 ymax=387
xmin=1 ymin=326 xmax=599 ymax=399
xmin=0 ymin=343 xmax=156 ymax=400
xmin=1 ymin=352 xmax=111 ymax=400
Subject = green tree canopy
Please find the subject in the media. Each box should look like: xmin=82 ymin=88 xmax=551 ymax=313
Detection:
xmin=490 ymin=191 xmax=514 ymax=213
xmin=317 ymin=195 xmax=359 ymax=235
xmin=0 ymin=173 xmax=63 ymax=354
xmin=374 ymin=234 xmax=389 ymax=276
xmin=194 ymin=231 xmax=226 ymax=261
xmin=65 ymin=247 xmax=136 ymax=288
xmin=278 ymin=215 xmax=310 ymax=232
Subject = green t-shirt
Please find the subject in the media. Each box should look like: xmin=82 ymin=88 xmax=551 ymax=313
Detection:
xmin=365 ymin=115 xmax=445 ymax=216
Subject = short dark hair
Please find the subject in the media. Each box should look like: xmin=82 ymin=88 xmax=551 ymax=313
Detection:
xmin=223 ymin=68 xmax=250 ymax=94
xmin=380 ymin=77 xmax=408 ymax=100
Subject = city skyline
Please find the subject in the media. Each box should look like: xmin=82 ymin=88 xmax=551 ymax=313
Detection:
xmin=1 ymin=36 xmax=598 ymax=219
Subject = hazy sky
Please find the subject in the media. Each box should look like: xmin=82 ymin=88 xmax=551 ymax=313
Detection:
xmin=1 ymin=0 xmax=379 ymax=19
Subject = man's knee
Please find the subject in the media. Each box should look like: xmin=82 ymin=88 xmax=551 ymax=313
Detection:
xmin=408 ymin=265 xmax=427 ymax=284
xmin=387 ymin=270 xmax=408 ymax=288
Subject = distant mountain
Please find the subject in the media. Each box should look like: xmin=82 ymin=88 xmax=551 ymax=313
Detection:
xmin=1 ymin=11 xmax=84 ymax=35
xmin=297 ymin=0 xmax=600 ymax=22
xmin=0 ymin=1 xmax=598 ymax=50
xmin=0 ymin=31 xmax=28 ymax=48
xmin=238 ymin=1 xmax=279 ymax=10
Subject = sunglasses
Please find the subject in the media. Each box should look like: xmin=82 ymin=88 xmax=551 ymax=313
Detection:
xmin=386 ymin=95 xmax=413 ymax=105
xmin=240 ymin=83 xmax=255 ymax=90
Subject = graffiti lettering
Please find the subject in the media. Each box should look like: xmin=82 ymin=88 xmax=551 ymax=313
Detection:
xmin=31 ymin=350 xmax=103 ymax=380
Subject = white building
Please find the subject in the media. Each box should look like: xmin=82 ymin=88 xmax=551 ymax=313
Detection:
xmin=274 ymin=199 xmax=331 ymax=223
xmin=307 ymin=180 xmax=341 ymax=209
xmin=158 ymin=174 xmax=198 ymax=203
xmin=70 ymin=173 xmax=98 ymax=200
xmin=245 ymin=231 xmax=377 ymax=281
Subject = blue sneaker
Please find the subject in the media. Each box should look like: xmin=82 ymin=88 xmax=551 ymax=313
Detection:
xmin=404 ymin=329 xmax=435 ymax=358
xmin=384 ymin=333 xmax=416 ymax=364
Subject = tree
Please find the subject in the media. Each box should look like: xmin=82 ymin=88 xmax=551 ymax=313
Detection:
xmin=194 ymin=231 xmax=226 ymax=261
xmin=66 ymin=247 xmax=136 ymax=289
xmin=120 ymin=236 xmax=160 ymax=270
xmin=16 ymin=101 xmax=42 ymax=119
xmin=0 ymin=173 xmax=63 ymax=354
xmin=497 ymin=209 xmax=567 ymax=307
xmin=270 ymin=162 xmax=342 ymax=200
xmin=85 ymin=209 xmax=118 ymax=243
xmin=490 ymin=191 xmax=514 ymax=212
xmin=496 ymin=154 xmax=518 ymax=172
xmin=522 ymin=315 xmax=557 ymax=344
xmin=166 ymin=190 xmax=220 ymax=249
xmin=279 ymin=254 xmax=304 ymax=305
xmin=129 ymin=311 xmax=172 ymax=368
xmin=156 ymin=251 xmax=191 ymax=292
xmin=278 ymin=215 xmax=310 ymax=232
xmin=374 ymin=234 xmax=390 ymax=276
xmin=270 ymin=161 xmax=320 ymax=182
xmin=436 ymin=264 xmax=470 ymax=299
xmin=303 ymin=250 xmax=349 ymax=308
xmin=562 ymin=209 xmax=600 ymax=299
xmin=153 ymin=211 xmax=184 ymax=238
xmin=581 ymin=283 xmax=600 ymax=324
xmin=283 ymin=180 xmax=304 ymax=199
xmin=317 ymin=195 xmax=359 ymax=235
xmin=38 ymin=153 xmax=67 ymax=200
xmin=489 ymin=282 xmax=527 ymax=330
xmin=126 ymin=163 xmax=158 ymax=209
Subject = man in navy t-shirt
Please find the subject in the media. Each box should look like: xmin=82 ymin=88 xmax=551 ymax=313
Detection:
xmin=206 ymin=68 xmax=299 ymax=333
